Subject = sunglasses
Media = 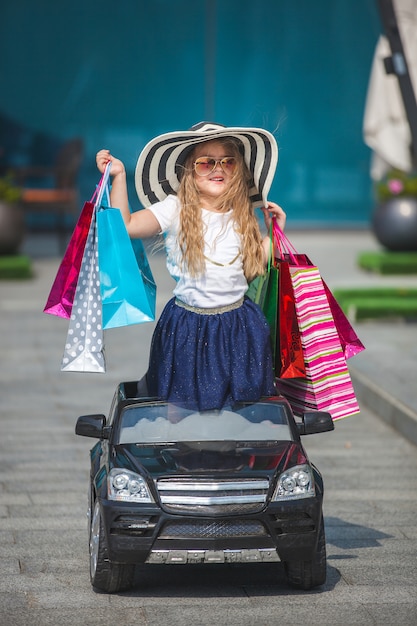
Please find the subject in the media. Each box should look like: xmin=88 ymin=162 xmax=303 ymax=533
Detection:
xmin=193 ymin=156 xmax=237 ymax=177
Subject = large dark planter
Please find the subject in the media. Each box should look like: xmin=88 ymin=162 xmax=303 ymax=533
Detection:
xmin=0 ymin=201 xmax=25 ymax=255
xmin=372 ymin=197 xmax=417 ymax=252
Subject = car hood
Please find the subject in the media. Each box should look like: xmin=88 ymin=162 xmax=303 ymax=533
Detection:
xmin=111 ymin=440 xmax=308 ymax=478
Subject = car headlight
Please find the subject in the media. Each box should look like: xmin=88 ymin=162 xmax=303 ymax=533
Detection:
xmin=272 ymin=464 xmax=315 ymax=501
xmin=108 ymin=468 xmax=154 ymax=503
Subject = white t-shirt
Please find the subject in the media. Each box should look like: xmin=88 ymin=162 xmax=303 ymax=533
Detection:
xmin=148 ymin=195 xmax=248 ymax=308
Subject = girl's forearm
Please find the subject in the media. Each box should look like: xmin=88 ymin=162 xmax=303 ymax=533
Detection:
xmin=262 ymin=235 xmax=272 ymax=265
xmin=110 ymin=171 xmax=131 ymax=225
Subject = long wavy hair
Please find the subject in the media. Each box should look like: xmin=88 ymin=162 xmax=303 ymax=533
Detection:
xmin=176 ymin=138 xmax=265 ymax=281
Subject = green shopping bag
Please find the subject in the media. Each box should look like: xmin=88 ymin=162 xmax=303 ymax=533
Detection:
xmin=246 ymin=263 xmax=279 ymax=369
xmin=262 ymin=264 xmax=279 ymax=367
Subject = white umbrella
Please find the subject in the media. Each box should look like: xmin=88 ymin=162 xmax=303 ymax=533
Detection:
xmin=363 ymin=0 xmax=417 ymax=180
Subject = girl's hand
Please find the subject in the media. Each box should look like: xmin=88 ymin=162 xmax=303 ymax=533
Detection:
xmin=261 ymin=202 xmax=286 ymax=232
xmin=96 ymin=149 xmax=126 ymax=177
xmin=261 ymin=202 xmax=286 ymax=264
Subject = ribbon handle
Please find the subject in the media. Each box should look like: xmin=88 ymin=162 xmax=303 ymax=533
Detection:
xmin=95 ymin=161 xmax=112 ymax=209
xmin=272 ymin=218 xmax=298 ymax=264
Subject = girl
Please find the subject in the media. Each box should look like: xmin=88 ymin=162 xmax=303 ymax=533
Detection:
xmin=96 ymin=122 xmax=285 ymax=411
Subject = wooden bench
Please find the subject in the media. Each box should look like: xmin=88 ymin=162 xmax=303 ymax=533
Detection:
xmin=15 ymin=138 xmax=84 ymax=253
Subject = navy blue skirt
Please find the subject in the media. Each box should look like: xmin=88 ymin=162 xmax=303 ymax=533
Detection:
xmin=147 ymin=297 xmax=275 ymax=411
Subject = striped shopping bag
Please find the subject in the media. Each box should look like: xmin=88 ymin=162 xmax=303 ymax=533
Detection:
xmin=275 ymin=264 xmax=360 ymax=421
xmin=272 ymin=219 xmax=365 ymax=361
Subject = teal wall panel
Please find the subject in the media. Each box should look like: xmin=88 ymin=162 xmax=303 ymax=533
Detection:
xmin=0 ymin=0 xmax=381 ymax=225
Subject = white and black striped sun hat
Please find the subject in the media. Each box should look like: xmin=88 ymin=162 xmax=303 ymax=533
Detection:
xmin=135 ymin=121 xmax=278 ymax=209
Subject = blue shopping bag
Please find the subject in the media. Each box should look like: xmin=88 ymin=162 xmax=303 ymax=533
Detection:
xmin=97 ymin=205 xmax=156 ymax=329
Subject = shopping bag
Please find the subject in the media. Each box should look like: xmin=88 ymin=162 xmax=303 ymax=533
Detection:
xmin=246 ymin=272 xmax=268 ymax=305
xmin=272 ymin=220 xmax=365 ymax=360
xmin=323 ymin=282 xmax=366 ymax=359
xmin=61 ymin=211 xmax=105 ymax=373
xmin=247 ymin=265 xmax=280 ymax=370
xmin=246 ymin=224 xmax=274 ymax=309
xmin=97 ymin=205 xmax=156 ymax=329
xmin=262 ymin=265 xmax=279 ymax=361
xmin=43 ymin=169 xmax=108 ymax=319
xmin=43 ymin=200 xmax=95 ymax=318
xmin=246 ymin=234 xmax=298 ymax=376
xmin=277 ymin=260 xmax=306 ymax=379
xmin=275 ymin=265 xmax=360 ymax=421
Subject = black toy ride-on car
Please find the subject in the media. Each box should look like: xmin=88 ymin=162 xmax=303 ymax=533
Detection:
xmin=76 ymin=382 xmax=334 ymax=593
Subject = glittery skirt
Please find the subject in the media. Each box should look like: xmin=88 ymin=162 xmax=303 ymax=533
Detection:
xmin=147 ymin=296 xmax=275 ymax=411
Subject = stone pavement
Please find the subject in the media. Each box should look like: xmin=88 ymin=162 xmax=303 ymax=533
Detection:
xmin=0 ymin=229 xmax=416 ymax=625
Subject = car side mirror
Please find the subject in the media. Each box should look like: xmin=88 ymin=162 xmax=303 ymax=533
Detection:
xmin=75 ymin=414 xmax=110 ymax=439
xmin=297 ymin=411 xmax=335 ymax=435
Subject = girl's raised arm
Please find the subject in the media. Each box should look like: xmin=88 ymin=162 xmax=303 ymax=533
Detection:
xmin=96 ymin=150 xmax=161 ymax=239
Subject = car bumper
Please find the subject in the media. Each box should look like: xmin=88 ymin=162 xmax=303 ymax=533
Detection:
xmin=99 ymin=496 xmax=323 ymax=565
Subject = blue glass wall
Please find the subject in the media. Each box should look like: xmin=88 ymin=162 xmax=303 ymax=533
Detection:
xmin=0 ymin=0 xmax=380 ymax=225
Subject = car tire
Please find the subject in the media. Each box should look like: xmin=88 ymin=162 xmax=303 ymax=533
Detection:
xmin=284 ymin=515 xmax=327 ymax=590
xmin=89 ymin=499 xmax=135 ymax=593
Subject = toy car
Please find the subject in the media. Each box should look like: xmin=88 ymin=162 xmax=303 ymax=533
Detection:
xmin=76 ymin=382 xmax=334 ymax=593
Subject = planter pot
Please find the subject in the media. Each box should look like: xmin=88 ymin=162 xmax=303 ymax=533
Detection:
xmin=371 ymin=197 xmax=417 ymax=252
xmin=0 ymin=201 xmax=25 ymax=255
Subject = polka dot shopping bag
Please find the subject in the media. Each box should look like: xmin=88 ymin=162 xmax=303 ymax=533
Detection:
xmin=60 ymin=167 xmax=110 ymax=373
xmin=59 ymin=163 xmax=156 ymax=373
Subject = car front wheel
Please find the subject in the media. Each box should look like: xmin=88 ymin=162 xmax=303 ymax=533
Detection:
xmin=89 ymin=500 xmax=135 ymax=593
xmin=284 ymin=515 xmax=327 ymax=590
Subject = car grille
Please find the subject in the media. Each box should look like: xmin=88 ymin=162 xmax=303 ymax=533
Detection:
xmin=160 ymin=519 xmax=267 ymax=539
xmin=156 ymin=478 xmax=269 ymax=515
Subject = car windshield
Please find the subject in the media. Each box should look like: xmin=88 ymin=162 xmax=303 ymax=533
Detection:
xmin=117 ymin=401 xmax=293 ymax=444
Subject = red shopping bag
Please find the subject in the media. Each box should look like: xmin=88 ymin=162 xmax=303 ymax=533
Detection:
xmin=277 ymin=260 xmax=306 ymax=379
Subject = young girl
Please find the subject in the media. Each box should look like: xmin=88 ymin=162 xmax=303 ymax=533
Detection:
xmin=96 ymin=122 xmax=286 ymax=411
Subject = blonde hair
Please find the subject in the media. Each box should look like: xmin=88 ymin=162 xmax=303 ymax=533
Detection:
xmin=176 ymin=139 xmax=265 ymax=282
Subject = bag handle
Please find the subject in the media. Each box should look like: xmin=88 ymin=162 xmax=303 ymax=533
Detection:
xmin=94 ymin=162 xmax=112 ymax=209
xmin=272 ymin=218 xmax=298 ymax=264
xmin=266 ymin=220 xmax=281 ymax=270
xmin=88 ymin=162 xmax=111 ymax=204
xmin=266 ymin=220 xmax=273 ymax=271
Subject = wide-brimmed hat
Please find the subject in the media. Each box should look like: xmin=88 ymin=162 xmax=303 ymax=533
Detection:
xmin=135 ymin=121 xmax=278 ymax=209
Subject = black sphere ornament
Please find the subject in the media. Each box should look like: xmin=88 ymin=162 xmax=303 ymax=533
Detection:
xmin=372 ymin=197 xmax=417 ymax=251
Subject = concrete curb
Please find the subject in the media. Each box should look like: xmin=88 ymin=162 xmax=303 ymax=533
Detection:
xmin=350 ymin=366 xmax=417 ymax=448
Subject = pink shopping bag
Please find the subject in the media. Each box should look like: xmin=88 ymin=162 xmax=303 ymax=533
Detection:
xmin=43 ymin=200 xmax=95 ymax=318
xmin=43 ymin=169 xmax=108 ymax=319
